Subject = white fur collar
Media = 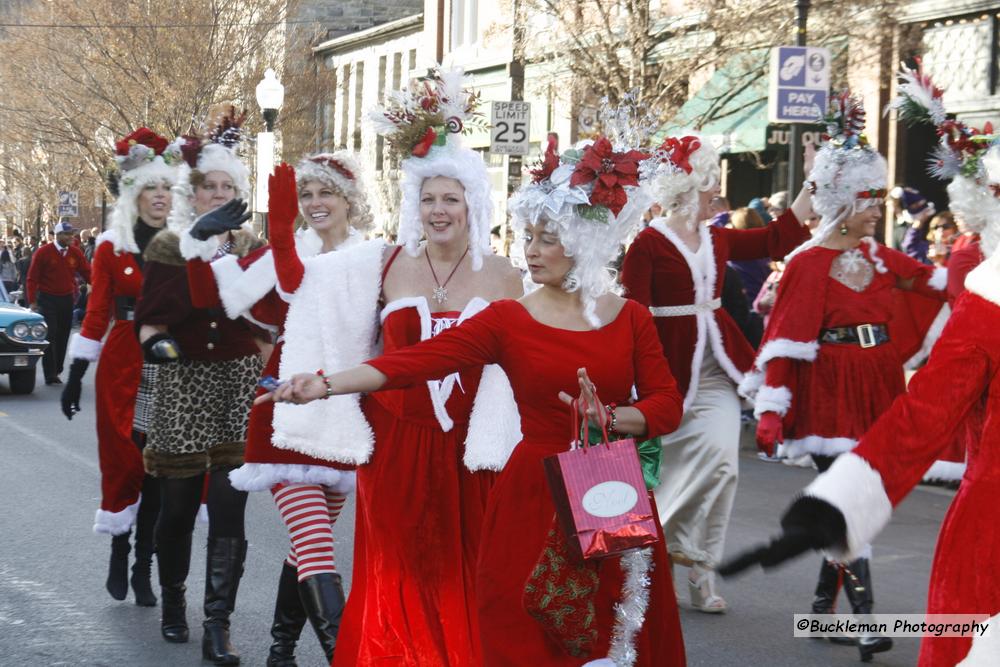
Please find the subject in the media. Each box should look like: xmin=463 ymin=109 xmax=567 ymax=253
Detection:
xmin=965 ymin=252 xmax=1000 ymax=306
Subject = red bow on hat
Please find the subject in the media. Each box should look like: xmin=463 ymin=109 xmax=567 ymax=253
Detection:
xmin=570 ymin=136 xmax=649 ymax=217
xmin=657 ymin=136 xmax=701 ymax=174
xmin=115 ymin=128 xmax=169 ymax=157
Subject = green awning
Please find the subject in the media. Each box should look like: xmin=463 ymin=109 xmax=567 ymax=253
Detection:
xmin=657 ymin=49 xmax=770 ymax=154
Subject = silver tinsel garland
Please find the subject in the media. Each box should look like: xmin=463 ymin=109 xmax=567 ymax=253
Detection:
xmin=607 ymin=547 xmax=654 ymax=666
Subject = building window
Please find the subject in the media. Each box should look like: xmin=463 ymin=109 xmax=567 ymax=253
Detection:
xmin=339 ymin=64 xmax=350 ymax=149
xmin=921 ymin=14 xmax=994 ymax=103
xmin=353 ymin=61 xmax=365 ymax=151
xmin=376 ymin=55 xmax=387 ymax=172
xmin=408 ymin=49 xmax=416 ymax=76
xmin=450 ymin=0 xmax=479 ymax=49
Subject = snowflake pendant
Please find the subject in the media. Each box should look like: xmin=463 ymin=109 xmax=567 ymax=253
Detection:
xmin=432 ymin=286 xmax=449 ymax=304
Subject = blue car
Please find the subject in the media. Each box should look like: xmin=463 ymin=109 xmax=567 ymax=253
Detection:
xmin=0 ymin=282 xmax=48 ymax=394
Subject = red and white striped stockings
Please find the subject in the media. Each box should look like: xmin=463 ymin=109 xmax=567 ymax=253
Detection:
xmin=271 ymin=483 xmax=347 ymax=582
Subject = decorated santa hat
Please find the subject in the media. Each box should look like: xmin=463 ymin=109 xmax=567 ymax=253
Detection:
xmin=508 ymin=96 xmax=653 ymax=327
xmin=368 ymin=66 xmax=492 ymax=270
xmin=642 ymin=133 xmax=721 ymax=228
xmin=889 ymin=60 xmax=1000 ymax=241
xmin=108 ymin=127 xmax=183 ymax=253
xmin=295 ymin=151 xmax=374 ymax=232
xmin=786 ymin=92 xmax=888 ymax=262
xmin=177 ymin=106 xmax=251 ymax=199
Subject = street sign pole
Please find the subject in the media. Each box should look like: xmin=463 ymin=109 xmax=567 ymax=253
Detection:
xmin=788 ymin=0 xmax=811 ymax=195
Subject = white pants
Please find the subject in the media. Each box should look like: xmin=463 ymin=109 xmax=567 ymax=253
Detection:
xmin=654 ymin=349 xmax=741 ymax=568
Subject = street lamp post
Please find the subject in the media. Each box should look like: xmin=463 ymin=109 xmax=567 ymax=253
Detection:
xmin=787 ymin=0 xmax=812 ymax=194
xmin=255 ymin=68 xmax=285 ymax=238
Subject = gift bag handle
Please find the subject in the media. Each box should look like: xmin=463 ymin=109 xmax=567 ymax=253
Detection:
xmin=570 ymin=396 xmax=611 ymax=451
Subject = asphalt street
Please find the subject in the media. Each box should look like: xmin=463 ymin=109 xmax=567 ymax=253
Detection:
xmin=1 ymin=363 xmax=953 ymax=666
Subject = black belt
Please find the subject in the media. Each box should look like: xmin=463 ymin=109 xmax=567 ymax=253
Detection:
xmin=820 ymin=324 xmax=889 ymax=348
xmin=115 ymin=296 xmax=136 ymax=321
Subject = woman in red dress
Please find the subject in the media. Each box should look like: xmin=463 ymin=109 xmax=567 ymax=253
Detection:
xmin=181 ymin=154 xmax=373 ymax=664
xmin=264 ymin=132 xmax=687 ymax=666
xmin=61 ymin=128 xmax=181 ymax=606
xmin=743 ymin=94 xmax=946 ymax=662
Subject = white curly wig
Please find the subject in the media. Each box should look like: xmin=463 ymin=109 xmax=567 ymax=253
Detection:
xmin=108 ymin=156 xmax=181 ymax=253
xmin=975 ymin=144 xmax=1000 ymax=256
xmin=508 ymin=141 xmax=653 ymax=328
xmin=193 ymin=143 xmax=251 ymax=200
xmin=295 ymin=151 xmax=374 ymax=233
xmin=644 ymin=133 xmax=720 ymax=231
xmin=396 ymin=137 xmax=493 ymax=271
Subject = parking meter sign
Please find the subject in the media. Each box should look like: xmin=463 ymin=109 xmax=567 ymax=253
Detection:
xmin=768 ymin=46 xmax=831 ymax=124
xmin=490 ymin=101 xmax=530 ymax=155
xmin=57 ymin=191 xmax=79 ymax=217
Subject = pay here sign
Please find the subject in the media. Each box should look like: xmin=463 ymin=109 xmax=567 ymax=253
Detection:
xmin=768 ymin=46 xmax=831 ymax=124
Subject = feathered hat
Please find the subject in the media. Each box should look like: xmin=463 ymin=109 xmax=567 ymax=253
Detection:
xmin=642 ymin=132 xmax=721 ymax=228
xmin=368 ymin=66 xmax=493 ymax=270
xmin=108 ymin=127 xmax=183 ymax=253
xmin=294 ymin=151 xmax=374 ymax=232
xmin=786 ymin=92 xmax=888 ymax=261
xmin=508 ymin=93 xmax=654 ymax=327
xmin=888 ymin=60 xmax=1000 ymax=239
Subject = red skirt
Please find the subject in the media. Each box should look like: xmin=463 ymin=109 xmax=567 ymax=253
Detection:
xmin=333 ymin=397 xmax=494 ymax=667
xmin=476 ymin=439 xmax=686 ymax=666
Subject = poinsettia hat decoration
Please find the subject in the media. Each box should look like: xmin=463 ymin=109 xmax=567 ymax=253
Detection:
xmin=107 ymin=127 xmax=183 ymax=254
xmin=888 ymin=60 xmax=1000 ymax=237
xmin=369 ymin=66 xmax=494 ymax=271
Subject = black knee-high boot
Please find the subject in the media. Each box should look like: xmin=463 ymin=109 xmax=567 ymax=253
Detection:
xmin=158 ymin=531 xmax=192 ymax=643
xmin=106 ymin=532 xmax=131 ymax=601
xmin=267 ymin=563 xmax=307 ymax=667
xmin=298 ymin=572 xmax=346 ymax=662
xmin=131 ymin=471 xmax=160 ymax=607
xmin=843 ymin=558 xmax=893 ymax=662
xmin=202 ymin=537 xmax=248 ymax=665
xmin=812 ymin=558 xmax=841 ymax=614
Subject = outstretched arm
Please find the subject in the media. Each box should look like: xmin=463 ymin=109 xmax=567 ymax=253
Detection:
xmin=269 ymin=163 xmax=306 ymax=296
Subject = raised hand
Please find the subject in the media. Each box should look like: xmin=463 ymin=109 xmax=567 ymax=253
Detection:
xmin=189 ymin=199 xmax=251 ymax=241
xmin=268 ymin=163 xmax=299 ymax=251
xmin=755 ymin=411 xmax=784 ymax=457
xmin=557 ymin=367 xmax=608 ymax=429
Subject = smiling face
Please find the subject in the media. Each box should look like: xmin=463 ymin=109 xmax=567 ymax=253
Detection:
xmin=192 ymin=170 xmax=237 ymax=215
xmin=420 ymin=176 xmax=469 ymax=247
xmin=522 ymin=218 xmax=573 ymax=287
xmin=842 ymin=199 xmax=883 ymax=240
xmin=697 ymin=184 xmax=721 ymax=221
xmin=298 ymin=179 xmax=350 ymax=234
xmin=137 ymin=181 xmax=172 ymax=225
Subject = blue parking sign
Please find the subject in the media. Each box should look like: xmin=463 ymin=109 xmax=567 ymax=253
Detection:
xmin=769 ymin=45 xmax=831 ymax=124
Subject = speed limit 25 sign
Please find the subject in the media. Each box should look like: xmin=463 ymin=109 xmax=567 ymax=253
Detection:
xmin=490 ymin=101 xmax=531 ymax=155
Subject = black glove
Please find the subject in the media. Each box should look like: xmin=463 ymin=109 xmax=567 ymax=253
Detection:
xmin=60 ymin=358 xmax=90 ymax=420
xmin=188 ymin=199 xmax=251 ymax=241
xmin=142 ymin=333 xmax=182 ymax=364
xmin=718 ymin=496 xmax=847 ymax=577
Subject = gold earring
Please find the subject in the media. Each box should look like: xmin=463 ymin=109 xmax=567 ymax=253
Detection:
xmin=839 ymin=224 xmax=848 ymax=236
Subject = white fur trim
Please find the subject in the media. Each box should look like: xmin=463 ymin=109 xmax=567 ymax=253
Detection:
xmin=905 ymin=303 xmax=950 ymax=370
xmin=928 ymin=266 xmax=948 ymax=292
xmin=228 ymin=463 xmax=356 ymax=494
xmin=272 ymin=239 xmax=385 ymax=464
xmin=178 ymin=228 xmax=220 ymax=261
xmin=196 ymin=144 xmax=251 ymax=199
xmin=464 ymin=363 xmax=522 ymax=471
xmin=753 ymin=384 xmax=792 ymax=418
xmin=93 ymin=498 xmax=140 ymax=535
xmin=197 ymin=504 xmax=209 ymax=524
xmin=804 ymin=452 xmax=892 ymax=561
xmin=211 ymin=252 xmax=275 ymax=320
xmin=69 ymin=333 xmax=102 ymax=362
xmin=582 ymin=660 xmax=615 ymax=667
xmin=965 ymin=251 xmax=1000 ymax=305
xmin=957 ymin=612 xmax=1000 ymax=666
xmin=861 ymin=237 xmax=888 ymax=274
xmin=95 ymin=229 xmax=118 ymax=250
xmin=921 ymin=460 xmax=966 ymax=483
xmin=782 ymin=435 xmax=857 ymax=458
xmin=740 ymin=338 xmax=820 ymax=402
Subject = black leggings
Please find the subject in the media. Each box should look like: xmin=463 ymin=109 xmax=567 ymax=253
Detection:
xmin=156 ymin=466 xmax=248 ymax=546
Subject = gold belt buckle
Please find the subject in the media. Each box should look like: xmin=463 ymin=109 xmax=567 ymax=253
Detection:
xmin=857 ymin=324 xmax=876 ymax=348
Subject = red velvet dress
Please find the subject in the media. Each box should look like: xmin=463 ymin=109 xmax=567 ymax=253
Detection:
xmin=333 ymin=298 xmax=493 ymax=667
xmin=752 ymin=241 xmax=945 ymax=457
xmin=366 ymin=299 xmax=686 ymax=667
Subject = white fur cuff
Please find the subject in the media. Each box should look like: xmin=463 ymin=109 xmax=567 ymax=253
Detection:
xmin=958 ymin=612 xmax=1000 ymax=665
xmin=228 ymin=463 xmax=356 ymax=494
xmin=804 ymin=453 xmax=892 ymax=561
xmin=178 ymin=229 xmax=220 ymax=261
xmin=756 ymin=338 xmax=820 ymax=367
xmin=928 ymin=266 xmax=948 ymax=292
xmin=93 ymin=498 xmax=140 ymax=535
xmin=753 ymin=384 xmax=792 ymax=418
xmin=782 ymin=435 xmax=857 ymax=458
xmin=69 ymin=333 xmax=102 ymax=362
xmin=965 ymin=252 xmax=1000 ymax=306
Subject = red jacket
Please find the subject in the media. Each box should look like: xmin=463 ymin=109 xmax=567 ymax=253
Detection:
xmin=621 ymin=210 xmax=810 ymax=408
xmin=26 ymin=242 xmax=91 ymax=302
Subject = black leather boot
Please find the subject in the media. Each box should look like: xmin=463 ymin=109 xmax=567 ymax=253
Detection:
xmin=266 ymin=563 xmax=307 ymax=667
xmin=131 ymin=480 xmax=159 ymax=607
xmin=298 ymin=572 xmax=346 ymax=661
xmin=843 ymin=558 xmax=893 ymax=662
xmin=106 ymin=532 xmax=131 ymax=601
xmin=158 ymin=532 xmax=192 ymax=643
xmin=811 ymin=558 xmax=841 ymax=614
xmin=202 ymin=537 xmax=247 ymax=665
